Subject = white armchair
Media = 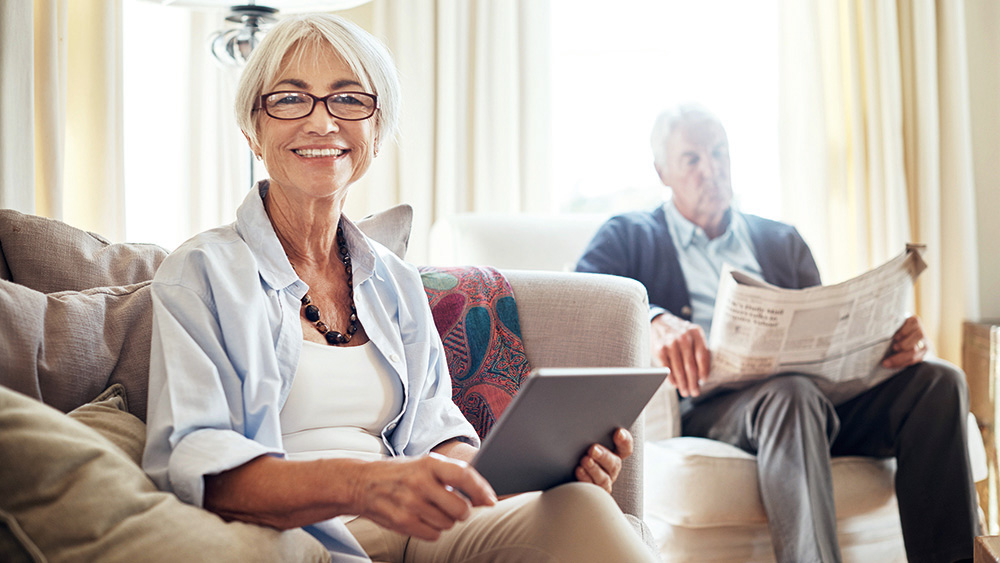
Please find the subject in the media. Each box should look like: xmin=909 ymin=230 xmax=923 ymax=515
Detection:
xmin=429 ymin=211 xmax=988 ymax=563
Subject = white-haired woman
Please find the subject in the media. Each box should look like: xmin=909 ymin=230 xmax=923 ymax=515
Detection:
xmin=142 ymin=13 xmax=653 ymax=562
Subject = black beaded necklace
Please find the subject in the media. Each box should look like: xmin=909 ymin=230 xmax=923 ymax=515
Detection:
xmin=298 ymin=226 xmax=358 ymax=345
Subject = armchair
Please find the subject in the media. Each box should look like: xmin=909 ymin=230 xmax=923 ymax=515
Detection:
xmin=429 ymin=211 xmax=989 ymax=563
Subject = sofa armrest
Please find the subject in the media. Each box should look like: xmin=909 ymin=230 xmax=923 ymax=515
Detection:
xmin=500 ymin=269 xmax=650 ymax=523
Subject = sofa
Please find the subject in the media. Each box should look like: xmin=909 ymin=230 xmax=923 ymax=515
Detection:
xmin=0 ymin=207 xmax=655 ymax=561
xmin=429 ymin=211 xmax=989 ymax=562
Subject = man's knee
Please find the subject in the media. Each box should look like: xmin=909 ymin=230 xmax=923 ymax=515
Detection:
xmin=907 ymin=359 xmax=968 ymax=409
xmin=749 ymin=375 xmax=838 ymax=441
xmin=755 ymin=375 xmax=832 ymax=413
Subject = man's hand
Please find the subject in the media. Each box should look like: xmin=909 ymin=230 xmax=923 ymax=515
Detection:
xmin=882 ymin=315 xmax=930 ymax=369
xmin=651 ymin=312 xmax=711 ymax=397
xmin=575 ymin=428 xmax=633 ymax=494
xmin=352 ymin=453 xmax=497 ymax=541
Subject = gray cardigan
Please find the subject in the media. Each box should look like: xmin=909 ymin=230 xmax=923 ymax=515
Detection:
xmin=575 ymin=205 xmax=822 ymax=322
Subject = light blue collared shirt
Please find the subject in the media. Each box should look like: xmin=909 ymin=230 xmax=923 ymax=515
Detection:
xmin=142 ymin=181 xmax=478 ymax=561
xmin=663 ymin=200 xmax=763 ymax=338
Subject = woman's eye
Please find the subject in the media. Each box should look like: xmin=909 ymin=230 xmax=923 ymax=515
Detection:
xmin=275 ymin=95 xmax=306 ymax=105
xmin=333 ymin=95 xmax=364 ymax=106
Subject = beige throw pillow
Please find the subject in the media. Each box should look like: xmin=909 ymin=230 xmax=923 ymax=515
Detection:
xmin=0 ymin=386 xmax=331 ymax=563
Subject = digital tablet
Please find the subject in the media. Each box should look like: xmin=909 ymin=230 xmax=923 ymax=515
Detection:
xmin=471 ymin=367 xmax=669 ymax=496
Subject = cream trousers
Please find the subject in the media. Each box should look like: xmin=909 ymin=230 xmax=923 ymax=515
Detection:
xmin=345 ymin=482 xmax=655 ymax=563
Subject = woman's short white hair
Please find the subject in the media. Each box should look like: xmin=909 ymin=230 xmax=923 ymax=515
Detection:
xmin=649 ymin=103 xmax=723 ymax=170
xmin=235 ymin=13 xmax=400 ymax=152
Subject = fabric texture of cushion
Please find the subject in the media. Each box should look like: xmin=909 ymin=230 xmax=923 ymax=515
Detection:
xmin=0 ymin=278 xmax=155 ymax=420
xmin=0 ymin=209 xmax=167 ymax=291
xmin=66 ymin=384 xmax=146 ymax=464
xmin=644 ymin=437 xmax=897 ymax=527
xmin=419 ymin=266 xmax=532 ymax=438
xmin=0 ymin=385 xmax=330 ymax=563
xmin=356 ymin=203 xmax=412 ymax=259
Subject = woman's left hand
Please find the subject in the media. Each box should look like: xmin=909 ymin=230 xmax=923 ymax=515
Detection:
xmin=574 ymin=428 xmax=633 ymax=494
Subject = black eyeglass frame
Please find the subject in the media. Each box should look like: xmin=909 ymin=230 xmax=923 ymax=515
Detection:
xmin=253 ymin=90 xmax=379 ymax=121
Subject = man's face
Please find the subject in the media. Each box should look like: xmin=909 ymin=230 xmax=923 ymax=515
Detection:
xmin=656 ymin=118 xmax=733 ymax=226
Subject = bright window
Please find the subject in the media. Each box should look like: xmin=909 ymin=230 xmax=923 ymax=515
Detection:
xmin=550 ymin=0 xmax=781 ymax=216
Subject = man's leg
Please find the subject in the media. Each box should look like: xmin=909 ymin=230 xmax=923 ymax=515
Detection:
xmin=682 ymin=375 xmax=842 ymax=563
xmin=832 ymin=359 xmax=979 ymax=563
xmin=345 ymin=482 xmax=656 ymax=563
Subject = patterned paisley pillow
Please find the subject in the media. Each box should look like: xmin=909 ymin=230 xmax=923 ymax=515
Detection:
xmin=419 ymin=266 xmax=532 ymax=438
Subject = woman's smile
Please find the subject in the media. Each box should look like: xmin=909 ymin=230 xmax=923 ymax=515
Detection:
xmin=293 ymin=147 xmax=348 ymax=158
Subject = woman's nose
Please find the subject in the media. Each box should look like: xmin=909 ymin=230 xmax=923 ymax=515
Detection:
xmin=303 ymin=103 xmax=340 ymax=133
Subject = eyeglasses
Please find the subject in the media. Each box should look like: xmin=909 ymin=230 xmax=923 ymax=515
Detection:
xmin=254 ymin=91 xmax=378 ymax=121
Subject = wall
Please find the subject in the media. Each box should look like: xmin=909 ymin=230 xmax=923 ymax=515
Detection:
xmin=966 ymin=1 xmax=1000 ymax=320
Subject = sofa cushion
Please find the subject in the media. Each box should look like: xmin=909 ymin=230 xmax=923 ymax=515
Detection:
xmin=644 ymin=436 xmax=897 ymax=527
xmin=0 ymin=385 xmax=330 ymax=563
xmin=0 ymin=209 xmax=168 ymax=291
xmin=0 ymin=278 xmax=155 ymax=420
xmin=66 ymin=384 xmax=146 ymax=464
xmin=356 ymin=203 xmax=412 ymax=260
xmin=419 ymin=266 xmax=532 ymax=438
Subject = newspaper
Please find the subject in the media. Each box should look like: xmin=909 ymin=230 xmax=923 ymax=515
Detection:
xmin=703 ymin=244 xmax=927 ymax=404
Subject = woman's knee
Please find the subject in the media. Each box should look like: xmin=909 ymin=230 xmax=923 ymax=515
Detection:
xmin=533 ymin=483 xmax=654 ymax=561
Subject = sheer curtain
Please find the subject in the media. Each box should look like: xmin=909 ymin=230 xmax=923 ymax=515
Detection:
xmin=778 ymin=0 xmax=978 ymax=363
xmin=121 ymin=2 xmax=248 ymax=250
xmin=346 ymin=0 xmax=552 ymax=263
xmin=0 ymin=0 xmax=125 ymax=240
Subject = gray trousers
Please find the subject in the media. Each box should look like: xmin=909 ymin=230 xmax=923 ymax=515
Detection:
xmin=681 ymin=360 xmax=979 ymax=563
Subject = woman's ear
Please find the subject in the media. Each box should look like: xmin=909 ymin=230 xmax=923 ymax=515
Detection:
xmin=243 ymin=131 xmax=262 ymax=160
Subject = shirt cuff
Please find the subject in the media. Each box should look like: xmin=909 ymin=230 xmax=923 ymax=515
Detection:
xmin=649 ymin=306 xmax=667 ymax=323
xmin=169 ymin=427 xmax=284 ymax=507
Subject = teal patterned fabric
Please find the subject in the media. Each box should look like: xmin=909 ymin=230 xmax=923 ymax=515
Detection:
xmin=419 ymin=266 xmax=532 ymax=438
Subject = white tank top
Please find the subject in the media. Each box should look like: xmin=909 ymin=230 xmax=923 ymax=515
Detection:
xmin=279 ymin=341 xmax=404 ymax=462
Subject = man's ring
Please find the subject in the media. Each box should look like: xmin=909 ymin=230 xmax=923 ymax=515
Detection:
xmin=917 ymin=340 xmax=926 ymax=351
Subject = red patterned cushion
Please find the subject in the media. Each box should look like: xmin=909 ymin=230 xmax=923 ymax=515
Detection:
xmin=419 ymin=266 xmax=532 ymax=438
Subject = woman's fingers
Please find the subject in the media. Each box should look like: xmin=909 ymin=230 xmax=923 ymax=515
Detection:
xmin=355 ymin=454 xmax=496 ymax=539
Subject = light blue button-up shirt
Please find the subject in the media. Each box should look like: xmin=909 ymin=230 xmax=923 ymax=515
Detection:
xmin=142 ymin=182 xmax=479 ymax=560
xmin=663 ymin=200 xmax=763 ymax=338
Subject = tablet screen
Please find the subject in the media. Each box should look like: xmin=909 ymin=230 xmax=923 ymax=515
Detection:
xmin=471 ymin=367 xmax=669 ymax=496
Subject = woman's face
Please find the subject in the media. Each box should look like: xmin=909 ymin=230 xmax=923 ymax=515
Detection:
xmin=250 ymin=43 xmax=376 ymax=201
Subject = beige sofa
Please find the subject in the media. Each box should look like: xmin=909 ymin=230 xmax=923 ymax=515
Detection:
xmin=0 ymin=208 xmax=655 ymax=561
xmin=429 ymin=210 xmax=989 ymax=563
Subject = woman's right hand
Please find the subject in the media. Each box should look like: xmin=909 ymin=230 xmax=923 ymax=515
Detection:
xmin=350 ymin=453 xmax=497 ymax=541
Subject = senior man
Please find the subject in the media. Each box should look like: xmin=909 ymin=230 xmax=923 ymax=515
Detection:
xmin=575 ymin=103 xmax=979 ymax=563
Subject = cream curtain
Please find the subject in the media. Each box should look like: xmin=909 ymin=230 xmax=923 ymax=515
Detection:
xmin=0 ymin=0 xmax=125 ymax=240
xmin=346 ymin=0 xmax=552 ymax=263
xmin=778 ymin=0 xmax=979 ymax=363
xmin=120 ymin=4 xmax=249 ymax=250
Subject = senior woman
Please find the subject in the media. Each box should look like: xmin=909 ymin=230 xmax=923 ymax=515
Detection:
xmin=142 ymin=13 xmax=653 ymax=562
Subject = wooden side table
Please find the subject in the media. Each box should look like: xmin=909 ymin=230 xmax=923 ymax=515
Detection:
xmin=965 ymin=320 xmax=1000 ymax=535
xmin=976 ymin=535 xmax=1000 ymax=562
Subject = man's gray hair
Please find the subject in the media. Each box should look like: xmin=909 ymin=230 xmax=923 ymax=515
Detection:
xmin=234 ymin=13 xmax=400 ymax=153
xmin=649 ymin=103 xmax=723 ymax=170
